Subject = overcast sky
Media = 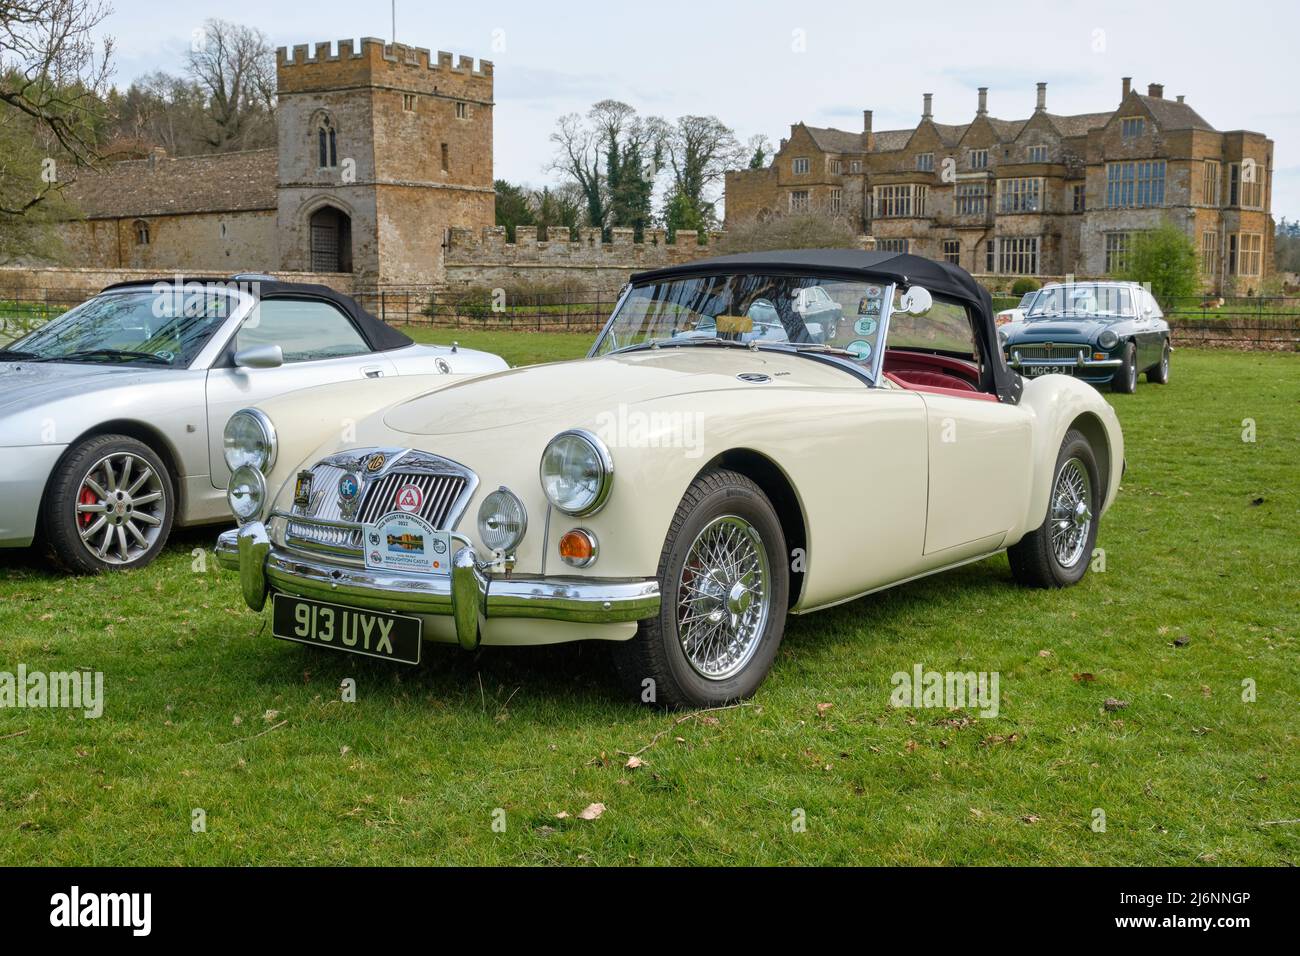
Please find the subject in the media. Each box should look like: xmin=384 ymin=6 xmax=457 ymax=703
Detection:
xmin=98 ymin=0 xmax=1297 ymax=221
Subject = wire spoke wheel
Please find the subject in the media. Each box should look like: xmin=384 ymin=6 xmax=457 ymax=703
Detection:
xmin=75 ymin=451 xmax=167 ymax=566
xmin=1049 ymin=457 xmax=1092 ymax=570
xmin=676 ymin=515 xmax=771 ymax=681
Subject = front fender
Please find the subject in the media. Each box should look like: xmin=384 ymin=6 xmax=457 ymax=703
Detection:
xmin=1017 ymin=375 xmax=1124 ymax=536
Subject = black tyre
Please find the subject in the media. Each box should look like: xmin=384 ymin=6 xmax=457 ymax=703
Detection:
xmin=612 ymin=469 xmax=789 ymax=709
xmin=1147 ymin=337 xmax=1171 ymax=384
xmin=1008 ymin=429 xmax=1100 ymax=589
xmin=42 ymin=434 xmax=175 ymax=574
xmin=1111 ymin=341 xmax=1138 ymax=393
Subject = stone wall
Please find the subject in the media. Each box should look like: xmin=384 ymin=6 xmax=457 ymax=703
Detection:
xmin=53 ymin=210 xmax=277 ymax=274
xmin=442 ymin=225 xmax=725 ymax=290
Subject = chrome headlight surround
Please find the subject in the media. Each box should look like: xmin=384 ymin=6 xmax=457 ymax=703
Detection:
xmin=1097 ymin=330 xmax=1119 ymax=350
xmin=477 ymin=486 xmax=527 ymax=554
xmin=223 ymin=408 xmax=277 ymax=473
xmin=539 ymin=429 xmax=613 ymax=517
xmin=227 ymin=464 xmax=267 ymax=524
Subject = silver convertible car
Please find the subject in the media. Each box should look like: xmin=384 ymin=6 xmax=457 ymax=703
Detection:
xmin=0 ymin=276 xmax=506 ymax=572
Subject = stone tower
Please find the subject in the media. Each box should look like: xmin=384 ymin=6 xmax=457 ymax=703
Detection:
xmin=274 ymin=38 xmax=494 ymax=286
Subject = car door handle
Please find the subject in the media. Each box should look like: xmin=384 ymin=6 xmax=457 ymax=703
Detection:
xmin=361 ymin=366 xmax=384 ymax=379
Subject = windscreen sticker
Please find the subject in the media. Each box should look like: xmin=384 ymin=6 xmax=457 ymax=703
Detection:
xmin=846 ymin=339 xmax=873 ymax=360
xmin=853 ymin=316 xmax=878 ymax=336
xmin=857 ymin=296 xmax=883 ymax=316
xmin=363 ymin=511 xmax=450 ymax=575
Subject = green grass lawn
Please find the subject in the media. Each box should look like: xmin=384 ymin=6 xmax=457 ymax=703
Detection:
xmin=399 ymin=326 xmax=593 ymax=366
xmin=1 ymin=348 xmax=1296 ymax=865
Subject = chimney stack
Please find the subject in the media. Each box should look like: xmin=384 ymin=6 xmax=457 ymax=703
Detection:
xmin=1176 ymin=94 xmax=1185 ymax=103
xmin=922 ymin=93 xmax=933 ymax=120
xmin=863 ymin=109 xmax=873 ymax=134
xmin=1147 ymin=83 xmax=1164 ymax=99
xmin=977 ymin=87 xmax=988 ymax=116
xmin=1035 ymin=82 xmax=1047 ymax=113
xmin=1122 ymin=76 xmax=1132 ymax=97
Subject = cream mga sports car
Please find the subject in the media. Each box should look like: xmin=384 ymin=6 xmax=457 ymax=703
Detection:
xmin=217 ymin=250 xmax=1124 ymax=707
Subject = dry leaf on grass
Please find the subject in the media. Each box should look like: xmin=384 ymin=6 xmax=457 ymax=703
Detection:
xmin=578 ymin=803 xmax=605 ymax=821
xmin=1073 ymin=673 xmax=1096 ymax=683
xmin=624 ymin=756 xmax=644 ymax=770
xmin=816 ymin=702 xmax=834 ymax=717
xmin=1103 ymin=698 xmax=1129 ymax=712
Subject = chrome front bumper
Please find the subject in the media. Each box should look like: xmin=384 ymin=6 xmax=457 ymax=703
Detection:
xmin=1006 ymin=350 xmax=1122 ymax=370
xmin=215 ymin=523 xmax=660 ymax=651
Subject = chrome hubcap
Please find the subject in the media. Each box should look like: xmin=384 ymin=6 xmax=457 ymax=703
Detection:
xmin=76 ymin=452 xmax=166 ymax=565
xmin=676 ymin=515 xmax=770 ymax=681
xmin=1050 ymin=458 xmax=1092 ymax=569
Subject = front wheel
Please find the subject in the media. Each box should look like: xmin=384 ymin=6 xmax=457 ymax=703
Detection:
xmin=42 ymin=435 xmax=175 ymax=573
xmin=612 ymin=469 xmax=789 ymax=708
xmin=1111 ymin=341 xmax=1138 ymax=393
xmin=1147 ymin=338 xmax=1171 ymax=384
xmin=1008 ymin=429 xmax=1100 ymax=589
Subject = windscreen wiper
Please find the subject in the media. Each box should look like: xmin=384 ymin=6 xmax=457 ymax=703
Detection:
xmin=45 ymin=348 xmax=171 ymax=365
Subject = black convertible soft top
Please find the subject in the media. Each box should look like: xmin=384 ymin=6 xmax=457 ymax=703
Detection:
xmin=100 ymin=276 xmax=414 ymax=353
xmin=631 ymin=250 xmax=1021 ymax=404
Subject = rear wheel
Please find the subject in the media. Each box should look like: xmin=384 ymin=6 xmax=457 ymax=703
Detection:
xmin=612 ymin=469 xmax=789 ymax=708
xmin=42 ymin=435 xmax=174 ymax=573
xmin=1111 ymin=341 xmax=1138 ymax=393
xmin=1008 ymin=429 xmax=1100 ymax=589
xmin=1147 ymin=338 xmax=1171 ymax=384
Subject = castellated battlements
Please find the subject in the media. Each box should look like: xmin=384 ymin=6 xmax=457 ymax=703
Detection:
xmin=276 ymin=38 xmax=493 ymax=97
xmin=441 ymin=226 xmax=725 ymax=289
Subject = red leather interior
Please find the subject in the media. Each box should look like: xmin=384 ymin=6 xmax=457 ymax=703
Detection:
xmin=882 ymin=349 xmax=997 ymax=402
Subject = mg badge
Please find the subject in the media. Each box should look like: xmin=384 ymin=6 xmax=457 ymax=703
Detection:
xmin=1044 ymin=343 xmax=1054 ymax=351
xmin=338 ymin=473 xmax=361 ymax=518
xmin=293 ymin=470 xmax=314 ymax=511
xmin=366 ymin=452 xmax=387 ymax=474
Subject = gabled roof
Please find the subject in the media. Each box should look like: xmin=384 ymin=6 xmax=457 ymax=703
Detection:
xmin=803 ymin=125 xmax=868 ymax=153
xmin=1136 ymin=95 xmax=1215 ymax=131
xmin=872 ymin=129 xmax=913 ymax=151
xmin=64 ymin=149 xmax=278 ymax=219
xmin=1045 ymin=111 xmax=1113 ymax=138
xmin=930 ymin=122 xmax=969 ymax=147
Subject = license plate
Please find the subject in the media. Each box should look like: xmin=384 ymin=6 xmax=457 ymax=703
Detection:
xmin=1024 ymin=365 xmax=1067 ymax=377
xmin=271 ymin=594 xmax=422 ymax=664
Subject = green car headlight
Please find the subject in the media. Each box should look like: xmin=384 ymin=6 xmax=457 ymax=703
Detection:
xmin=1097 ymin=330 xmax=1119 ymax=350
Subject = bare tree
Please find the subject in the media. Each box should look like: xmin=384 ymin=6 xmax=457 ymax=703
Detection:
xmin=0 ymin=0 xmax=114 ymax=216
xmin=661 ymin=114 xmax=744 ymax=227
xmin=548 ymin=111 xmax=608 ymax=229
xmin=186 ymin=18 xmax=275 ymax=151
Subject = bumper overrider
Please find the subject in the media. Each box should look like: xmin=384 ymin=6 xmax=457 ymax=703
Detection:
xmin=215 ymin=522 xmax=661 ymax=651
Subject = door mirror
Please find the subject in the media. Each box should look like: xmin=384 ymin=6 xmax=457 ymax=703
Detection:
xmin=899 ymin=285 xmax=933 ymax=316
xmin=233 ymin=344 xmax=284 ymax=369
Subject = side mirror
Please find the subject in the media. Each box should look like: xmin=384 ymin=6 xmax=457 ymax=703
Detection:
xmin=899 ymin=286 xmax=933 ymax=316
xmin=233 ymin=344 xmax=283 ymax=369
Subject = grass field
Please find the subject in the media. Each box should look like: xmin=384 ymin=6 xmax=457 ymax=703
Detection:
xmin=1 ymin=346 xmax=1296 ymax=865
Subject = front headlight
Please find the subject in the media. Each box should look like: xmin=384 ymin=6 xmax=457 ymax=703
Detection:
xmin=227 ymin=465 xmax=266 ymax=523
xmin=223 ymin=409 xmax=276 ymax=473
xmin=477 ymin=487 xmax=527 ymax=553
xmin=1097 ymin=330 xmax=1119 ymax=350
xmin=539 ymin=430 xmax=613 ymax=516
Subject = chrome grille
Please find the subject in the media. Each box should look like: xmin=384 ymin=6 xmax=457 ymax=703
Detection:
xmin=357 ymin=472 xmax=467 ymax=528
xmin=1016 ymin=345 xmax=1084 ymax=361
xmin=286 ymin=520 xmax=362 ymax=552
xmin=302 ymin=462 xmax=352 ymax=522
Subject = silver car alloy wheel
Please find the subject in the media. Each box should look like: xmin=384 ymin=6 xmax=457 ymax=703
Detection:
xmin=75 ymin=451 xmax=167 ymax=565
xmin=1128 ymin=351 xmax=1138 ymax=391
xmin=1050 ymin=457 xmax=1092 ymax=570
xmin=676 ymin=514 xmax=771 ymax=681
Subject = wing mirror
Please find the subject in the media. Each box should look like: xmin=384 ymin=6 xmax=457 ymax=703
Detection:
xmin=899 ymin=285 xmax=933 ymax=316
xmin=233 ymin=344 xmax=284 ymax=369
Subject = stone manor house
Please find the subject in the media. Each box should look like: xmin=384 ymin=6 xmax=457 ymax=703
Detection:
xmin=726 ymin=79 xmax=1275 ymax=286
xmin=57 ymin=38 xmax=496 ymax=287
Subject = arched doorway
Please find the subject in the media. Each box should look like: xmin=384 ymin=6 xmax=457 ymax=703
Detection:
xmin=309 ymin=205 xmax=352 ymax=273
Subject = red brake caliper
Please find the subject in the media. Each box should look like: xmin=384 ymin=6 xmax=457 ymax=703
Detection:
xmin=78 ymin=486 xmax=98 ymax=527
